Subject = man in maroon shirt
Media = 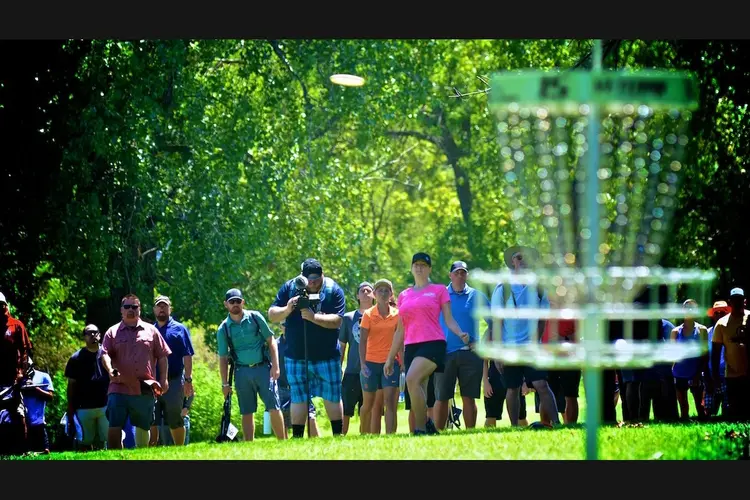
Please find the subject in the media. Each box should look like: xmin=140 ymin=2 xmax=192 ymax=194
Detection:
xmin=0 ymin=292 xmax=33 ymax=455
xmin=100 ymin=294 xmax=171 ymax=449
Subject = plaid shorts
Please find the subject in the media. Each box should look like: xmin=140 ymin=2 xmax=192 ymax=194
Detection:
xmin=285 ymin=358 xmax=342 ymax=404
xmin=704 ymin=380 xmax=727 ymax=416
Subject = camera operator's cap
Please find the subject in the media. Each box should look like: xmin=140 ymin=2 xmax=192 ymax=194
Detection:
xmin=373 ymin=279 xmax=393 ymax=292
xmin=730 ymin=287 xmax=745 ymax=297
xmin=0 ymin=292 xmax=6 ymax=304
xmin=412 ymin=252 xmax=432 ymax=266
xmin=154 ymin=295 xmax=171 ymax=306
xmin=708 ymin=300 xmax=731 ymax=316
xmin=301 ymin=258 xmax=323 ymax=280
xmin=450 ymin=260 xmax=468 ymax=273
xmin=358 ymin=281 xmax=373 ymax=293
xmin=225 ymin=288 xmax=243 ymax=301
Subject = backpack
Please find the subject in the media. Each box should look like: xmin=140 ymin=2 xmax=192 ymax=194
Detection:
xmin=494 ymin=282 xmax=547 ymax=342
xmin=221 ymin=311 xmax=270 ymax=366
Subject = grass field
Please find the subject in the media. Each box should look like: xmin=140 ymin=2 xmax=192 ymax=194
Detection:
xmin=15 ymin=421 xmax=750 ymax=460
xmin=11 ymin=388 xmax=750 ymax=460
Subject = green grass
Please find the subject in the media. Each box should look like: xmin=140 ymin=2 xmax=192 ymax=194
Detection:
xmin=11 ymin=388 xmax=749 ymax=460
xmin=15 ymin=421 xmax=749 ymax=460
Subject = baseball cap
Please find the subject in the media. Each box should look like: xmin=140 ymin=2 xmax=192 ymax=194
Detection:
xmin=0 ymin=292 xmax=6 ymax=304
xmin=301 ymin=258 xmax=323 ymax=279
xmin=373 ymin=279 xmax=393 ymax=292
xmin=225 ymin=288 xmax=243 ymax=301
xmin=730 ymin=287 xmax=745 ymax=297
xmin=357 ymin=281 xmax=373 ymax=293
xmin=412 ymin=252 xmax=432 ymax=266
xmin=154 ymin=295 xmax=171 ymax=307
xmin=450 ymin=261 xmax=468 ymax=273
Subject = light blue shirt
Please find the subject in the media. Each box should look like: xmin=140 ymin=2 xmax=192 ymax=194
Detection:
xmin=439 ymin=284 xmax=492 ymax=354
xmin=23 ymin=370 xmax=53 ymax=426
xmin=490 ymin=283 xmax=549 ymax=345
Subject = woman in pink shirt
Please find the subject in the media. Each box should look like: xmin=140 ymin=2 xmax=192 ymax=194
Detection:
xmin=385 ymin=252 xmax=469 ymax=435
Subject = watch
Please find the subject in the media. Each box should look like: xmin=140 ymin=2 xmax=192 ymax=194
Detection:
xmin=185 ymin=377 xmax=192 ymax=383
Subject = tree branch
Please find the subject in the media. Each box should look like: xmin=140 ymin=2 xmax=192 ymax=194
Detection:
xmin=385 ymin=130 xmax=441 ymax=147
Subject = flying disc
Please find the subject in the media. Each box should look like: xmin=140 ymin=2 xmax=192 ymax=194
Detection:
xmin=330 ymin=74 xmax=365 ymax=87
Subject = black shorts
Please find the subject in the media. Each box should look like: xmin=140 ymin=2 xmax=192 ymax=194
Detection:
xmin=27 ymin=424 xmax=49 ymax=452
xmin=675 ymin=376 xmax=702 ymax=392
xmin=405 ymin=339 xmax=447 ymax=374
xmin=551 ymin=369 xmax=581 ymax=398
xmin=341 ymin=372 xmax=363 ymax=417
xmin=483 ymin=366 xmax=526 ymax=420
xmin=405 ymin=373 xmax=435 ymax=410
xmin=503 ymin=364 xmax=547 ymax=389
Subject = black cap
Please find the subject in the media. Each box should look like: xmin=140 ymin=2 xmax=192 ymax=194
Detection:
xmin=412 ymin=252 xmax=432 ymax=266
xmin=450 ymin=261 xmax=468 ymax=273
xmin=225 ymin=288 xmax=243 ymax=301
xmin=301 ymin=258 xmax=323 ymax=279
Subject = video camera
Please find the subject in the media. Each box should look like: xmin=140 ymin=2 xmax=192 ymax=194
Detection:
xmin=293 ymin=275 xmax=321 ymax=310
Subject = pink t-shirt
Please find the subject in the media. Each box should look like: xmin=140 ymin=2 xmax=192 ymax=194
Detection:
xmin=397 ymin=284 xmax=450 ymax=345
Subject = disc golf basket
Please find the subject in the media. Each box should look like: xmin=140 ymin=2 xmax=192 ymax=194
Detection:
xmin=472 ymin=40 xmax=712 ymax=460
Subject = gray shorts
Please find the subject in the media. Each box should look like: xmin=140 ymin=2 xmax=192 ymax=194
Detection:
xmin=235 ymin=364 xmax=281 ymax=415
xmin=434 ymin=349 xmax=484 ymax=401
xmin=152 ymin=377 xmax=185 ymax=429
xmin=106 ymin=393 xmax=156 ymax=431
xmin=360 ymin=360 xmax=400 ymax=393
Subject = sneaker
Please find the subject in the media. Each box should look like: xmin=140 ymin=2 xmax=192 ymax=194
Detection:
xmin=528 ymin=421 xmax=553 ymax=430
xmin=425 ymin=418 xmax=439 ymax=435
xmin=413 ymin=429 xmax=428 ymax=436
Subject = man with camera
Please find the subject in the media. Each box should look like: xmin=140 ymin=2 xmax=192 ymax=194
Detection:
xmin=268 ymin=258 xmax=347 ymax=437
xmin=218 ymin=288 xmax=285 ymax=441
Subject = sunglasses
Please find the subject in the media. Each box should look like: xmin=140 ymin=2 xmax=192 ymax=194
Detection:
xmin=122 ymin=304 xmax=139 ymax=310
xmin=228 ymin=299 xmax=242 ymax=304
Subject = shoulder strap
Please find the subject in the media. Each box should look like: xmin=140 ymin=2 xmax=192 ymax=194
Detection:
xmin=222 ymin=321 xmax=239 ymax=363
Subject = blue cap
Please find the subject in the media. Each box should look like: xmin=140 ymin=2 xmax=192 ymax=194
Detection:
xmin=225 ymin=288 xmax=243 ymax=301
xmin=730 ymin=287 xmax=744 ymax=297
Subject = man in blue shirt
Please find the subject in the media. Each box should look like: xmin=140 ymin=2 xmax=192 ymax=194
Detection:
xmin=433 ymin=261 xmax=492 ymax=430
xmin=150 ymin=295 xmax=195 ymax=446
xmin=491 ymin=245 xmax=559 ymax=427
xmin=268 ymin=258 xmax=347 ymax=438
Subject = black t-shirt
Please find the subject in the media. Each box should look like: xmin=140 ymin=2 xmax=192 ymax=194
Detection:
xmin=64 ymin=347 xmax=110 ymax=409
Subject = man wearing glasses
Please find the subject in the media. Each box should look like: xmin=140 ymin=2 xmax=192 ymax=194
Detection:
xmin=100 ymin=294 xmax=171 ymax=449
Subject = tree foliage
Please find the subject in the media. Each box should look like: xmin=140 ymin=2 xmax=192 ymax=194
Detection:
xmin=1 ymin=39 xmax=749 ymax=379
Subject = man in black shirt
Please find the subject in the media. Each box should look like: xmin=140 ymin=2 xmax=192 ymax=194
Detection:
xmin=64 ymin=324 xmax=111 ymax=449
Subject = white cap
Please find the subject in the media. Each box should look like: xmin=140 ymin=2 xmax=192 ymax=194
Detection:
xmin=730 ymin=287 xmax=745 ymax=297
xmin=0 ymin=292 xmax=6 ymax=304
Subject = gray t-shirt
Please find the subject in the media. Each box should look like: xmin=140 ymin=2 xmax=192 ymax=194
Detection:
xmin=339 ymin=310 xmax=363 ymax=374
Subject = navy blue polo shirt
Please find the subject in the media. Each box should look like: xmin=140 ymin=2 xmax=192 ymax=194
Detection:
xmin=154 ymin=317 xmax=195 ymax=380
xmin=272 ymin=277 xmax=346 ymax=361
